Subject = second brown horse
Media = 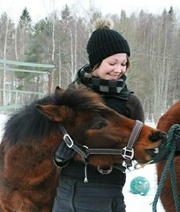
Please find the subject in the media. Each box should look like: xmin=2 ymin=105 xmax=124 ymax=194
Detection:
xmin=156 ymin=100 xmax=180 ymax=212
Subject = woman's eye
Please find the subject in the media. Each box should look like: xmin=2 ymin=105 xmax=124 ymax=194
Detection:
xmin=109 ymin=63 xmax=115 ymax=66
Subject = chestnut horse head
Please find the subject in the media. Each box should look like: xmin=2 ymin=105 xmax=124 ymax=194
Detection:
xmin=156 ymin=100 xmax=180 ymax=212
xmin=0 ymin=86 xmax=166 ymax=212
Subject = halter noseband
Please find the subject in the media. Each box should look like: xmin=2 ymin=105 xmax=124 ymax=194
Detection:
xmin=58 ymin=120 xmax=143 ymax=171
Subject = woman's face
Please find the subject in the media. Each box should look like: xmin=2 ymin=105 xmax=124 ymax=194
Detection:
xmin=92 ymin=53 xmax=127 ymax=80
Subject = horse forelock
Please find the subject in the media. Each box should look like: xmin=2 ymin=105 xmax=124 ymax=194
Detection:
xmin=57 ymin=86 xmax=105 ymax=111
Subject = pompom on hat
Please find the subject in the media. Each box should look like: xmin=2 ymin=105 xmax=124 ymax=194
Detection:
xmin=87 ymin=18 xmax=130 ymax=67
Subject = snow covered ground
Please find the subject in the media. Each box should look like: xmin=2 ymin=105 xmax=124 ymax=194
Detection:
xmin=124 ymin=121 xmax=165 ymax=212
xmin=0 ymin=115 xmax=165 ymax=211
xmin=124 ymin=164 xmax=165 ymax=212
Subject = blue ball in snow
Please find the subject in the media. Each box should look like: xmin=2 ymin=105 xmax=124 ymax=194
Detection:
xmin=130 ymin=176 xmax=150 ymax=196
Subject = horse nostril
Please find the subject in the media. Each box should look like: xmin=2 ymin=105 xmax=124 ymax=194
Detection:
xmin=149 ymin=131 xmax=167 ymax=142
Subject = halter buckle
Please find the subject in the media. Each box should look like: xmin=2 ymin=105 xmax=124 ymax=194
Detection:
xmin=122 ymin=147 xmax=134 ymax=159
xmin=63 ymin=134 xmax=74 ymax=148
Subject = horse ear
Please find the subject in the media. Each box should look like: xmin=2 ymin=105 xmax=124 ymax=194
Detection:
xmin=55 ymin=86 xmax=64 ymax=96
xmin=36 ymin=104 xmax=64 ymax=122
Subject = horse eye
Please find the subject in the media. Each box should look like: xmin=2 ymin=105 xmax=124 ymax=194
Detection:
xmin=94 ymin=122 xmax=106 ymax=130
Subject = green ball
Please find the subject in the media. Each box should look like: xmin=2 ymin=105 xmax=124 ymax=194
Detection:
xmin=130 ymin=176 xmax=150 ymax=196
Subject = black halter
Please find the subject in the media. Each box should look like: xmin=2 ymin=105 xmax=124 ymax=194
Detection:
xmin=58 ymin=120 xmax=143 ymax=172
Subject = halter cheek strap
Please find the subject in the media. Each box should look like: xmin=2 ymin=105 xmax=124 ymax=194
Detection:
xmin=122 ymin=120 xmax=143 ymax=169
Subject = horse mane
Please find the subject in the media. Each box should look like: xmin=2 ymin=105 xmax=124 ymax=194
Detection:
xmin=2 ymin=86 xmax=104 ymax=146
xmin=57 ymin=86 xmax=104 ymax=110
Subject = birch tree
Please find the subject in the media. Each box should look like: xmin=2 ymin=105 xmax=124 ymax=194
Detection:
xmin=0 ymin=13 xmax=14 ymax=106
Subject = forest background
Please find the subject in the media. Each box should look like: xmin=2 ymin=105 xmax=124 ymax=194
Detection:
xmin=0 ymin=3 xmax=179 ymax=123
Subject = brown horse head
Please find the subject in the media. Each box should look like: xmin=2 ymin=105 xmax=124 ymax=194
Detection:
xmin=0 ymin=86 xmax=167 ymax=211
xmin=36 ymin=86 xmax=167 ymax=166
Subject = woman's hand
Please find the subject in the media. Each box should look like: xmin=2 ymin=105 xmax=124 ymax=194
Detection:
xmin=53 ymin=140 xmax=76 ymax=167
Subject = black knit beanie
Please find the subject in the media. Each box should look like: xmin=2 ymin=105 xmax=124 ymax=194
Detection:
xmin=87 ymin=18 xmax=130 ymax=67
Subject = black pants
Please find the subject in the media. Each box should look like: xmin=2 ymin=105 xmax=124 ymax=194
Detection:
xmin=52 ymin=178 xmax=126 ymax=212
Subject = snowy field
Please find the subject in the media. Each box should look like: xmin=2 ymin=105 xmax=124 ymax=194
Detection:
xmin=0 ymin=115 xmax=165 ymax=211
xmin=124 ymin=121 xmax=165 ymax=212
xmin=124 ymin=163 xmax=165 ymax=212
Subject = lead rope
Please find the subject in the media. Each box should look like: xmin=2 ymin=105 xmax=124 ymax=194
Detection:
xmin=152 ymin=124 xmax=180 ymax=212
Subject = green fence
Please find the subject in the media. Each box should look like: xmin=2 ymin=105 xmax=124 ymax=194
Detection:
xmin=0 ymin=59 xmax=55 ymax=113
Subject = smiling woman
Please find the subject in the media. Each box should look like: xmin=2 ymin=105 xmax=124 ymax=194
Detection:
xmin=92 ymin=53 xmax=128 ymax=81
xmin=50 ymin=17 xmax=167 ymax=212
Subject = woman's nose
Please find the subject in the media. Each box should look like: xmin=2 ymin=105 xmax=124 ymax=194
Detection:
xmin=114 ymin=65 xmax=122 ymax=73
